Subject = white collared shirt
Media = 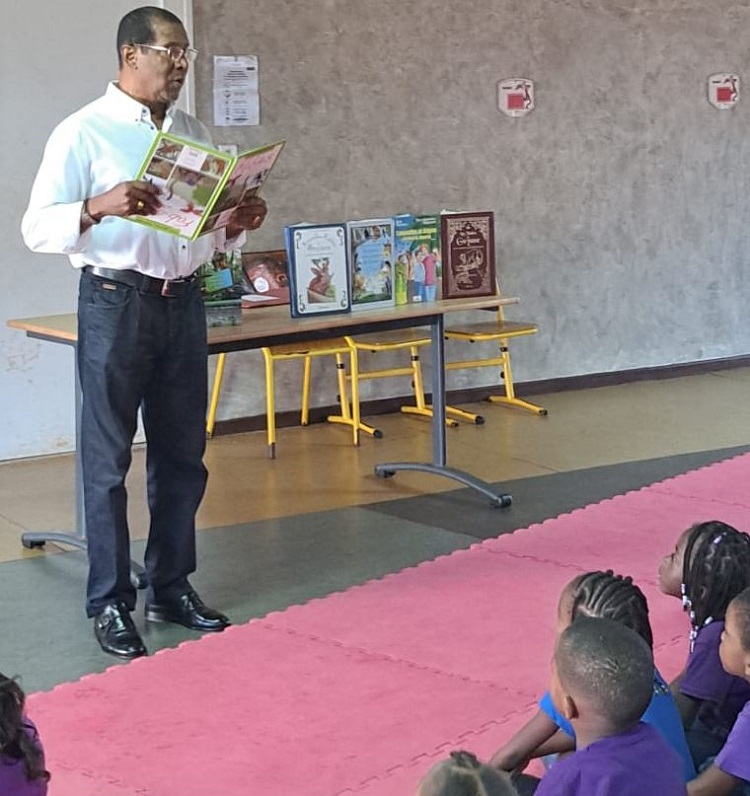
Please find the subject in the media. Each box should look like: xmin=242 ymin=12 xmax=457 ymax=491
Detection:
xmin=22 ymin=82 xmax=245 ymax=280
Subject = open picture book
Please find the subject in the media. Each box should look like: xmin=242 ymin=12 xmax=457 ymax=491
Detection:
xmin=129 ymin=132 xmax=285 ymax=241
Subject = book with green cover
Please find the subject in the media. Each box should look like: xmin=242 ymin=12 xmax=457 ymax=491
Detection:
xmin=195 ymin=249 xmax=245 ymax=327
xmin=130 ymin=132 xmax=284 ymax=241
xmin=393 ymin=213 xmax=441 ymax=304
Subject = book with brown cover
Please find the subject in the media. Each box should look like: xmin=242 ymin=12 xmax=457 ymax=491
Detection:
xmin=240 ymin=249 xmax=290 ymax=308
xmin=440 ymin=211 xmax=496 ymax=299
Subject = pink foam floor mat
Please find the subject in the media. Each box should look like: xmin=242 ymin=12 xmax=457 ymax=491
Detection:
xmin=26 ymin=452 xmax=750 ymax=795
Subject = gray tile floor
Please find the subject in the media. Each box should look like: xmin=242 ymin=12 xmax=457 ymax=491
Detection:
xmin=2 ymin=370 xmax=750 ymax=693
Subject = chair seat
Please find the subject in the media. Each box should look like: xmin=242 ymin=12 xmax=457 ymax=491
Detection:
xmin=446 ymin=320 xmax=538 ymax=341
xmin=347 ymin=328 xmax=432 ymax=351
xmin=443 ymin=303 xmax=546 ymax=417
xmin=265 ymin=337 xmax=351 ymax=358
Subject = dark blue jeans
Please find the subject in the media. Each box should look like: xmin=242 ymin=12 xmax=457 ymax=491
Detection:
xmin=77 ymin=271 xmax=208 ymax=616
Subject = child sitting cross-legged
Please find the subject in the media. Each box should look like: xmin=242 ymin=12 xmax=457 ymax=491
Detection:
xmin=531 ymin=616 xmax=687 ymax=795
xmin=490 ymin=570 xmax=695 ymax=787
xmin=687 ymin=586 xmax=750 ymax=795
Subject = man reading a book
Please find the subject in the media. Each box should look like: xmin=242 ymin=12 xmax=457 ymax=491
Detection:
xmin=21 ymin=6 xmax=267 ymax=660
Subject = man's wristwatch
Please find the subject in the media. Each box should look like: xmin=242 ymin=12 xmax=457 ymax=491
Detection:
xmin=81 ymin=199 xmax=102 ymax=227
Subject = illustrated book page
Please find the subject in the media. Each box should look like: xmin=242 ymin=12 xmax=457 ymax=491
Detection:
xmin=131 ymin=133 xmax=284 ymax=241
xmin=199 ymin=140 xmax=285 ymax=235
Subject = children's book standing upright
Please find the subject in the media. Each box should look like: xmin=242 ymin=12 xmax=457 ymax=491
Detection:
xmin=346 ymin=218 xmax=395 ymax=311
xmin=130 ymin=132 xmax=284 ymax=241
xmin=393 ymin=214 xmax=441 ymax=304
xmin=440 ymin=211 xmax=496 ymax=299
xmin=194 ymin=249 xmax=244 ymax=326
xmin=284 ymin=223 xmax=351 ymax=317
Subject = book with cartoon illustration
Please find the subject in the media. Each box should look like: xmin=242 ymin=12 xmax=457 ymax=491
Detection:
xmin=346 ymin=217 xmax=395 ymax=311
xmin=284 ymin=223 xmax=351 ymax=317
xmin=130 ymin=132 xmax=284 ymax=241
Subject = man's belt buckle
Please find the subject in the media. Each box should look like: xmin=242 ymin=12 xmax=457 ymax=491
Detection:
xmin=160 ymin=279 xmax=178 ymax=297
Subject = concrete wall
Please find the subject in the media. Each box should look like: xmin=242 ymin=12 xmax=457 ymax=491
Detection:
xmin=191 ymin=0 xmax=750 ymax=423
xmin=3 ymin=0 xmax=749 ymax=459
xmin=1 ymin=0 xmax=190 ymax=460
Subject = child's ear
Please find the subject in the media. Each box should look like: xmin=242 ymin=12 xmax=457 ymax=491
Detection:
xmin=560 ymin=693 xmax=579 ymax=721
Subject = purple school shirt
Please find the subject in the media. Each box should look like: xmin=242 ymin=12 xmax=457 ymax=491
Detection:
xmin=0 ymin=720 xmax=48 ymax=796
xmin=681 ymin=621 xmax=750 ymax=738
xmin=715 ymin=701 xmax=750 ymax=782
xmin=535 ymin=722 xmax=686 ymax=796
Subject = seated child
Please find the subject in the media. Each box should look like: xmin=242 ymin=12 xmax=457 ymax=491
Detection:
xmin=659 ymin=520 xmax=750 ymax=768
xmin=687 ymin=586 xmax=750 ymax=795
xmin=416 ymin=750 xmax=519 ymax=796
xmin=490 ymin=570 xmax=695 ymax=781
xmin=0 ymin=673 xmax=49 ymax=795
xmin=534 ymin=616 xmax=687 ymax=795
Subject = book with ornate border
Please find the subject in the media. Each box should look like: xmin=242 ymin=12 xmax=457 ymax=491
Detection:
xmin=285 ymin=224 xmax=351 ymax=317
xmin=130 ymin=132 xmax=284 ymax=241
xmin=440 ymin=211 xmax=496 ymax=299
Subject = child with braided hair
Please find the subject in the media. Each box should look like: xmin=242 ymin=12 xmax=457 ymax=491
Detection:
xmin=659 ymin=520 xmax=750 ymax=769
xmin=490 ymin=570 xmax=695 ymax=792
xmin=0 ymin=673 xmax=49 ymax=795
xmin=416 ymin=750 xmax=519 ymax=796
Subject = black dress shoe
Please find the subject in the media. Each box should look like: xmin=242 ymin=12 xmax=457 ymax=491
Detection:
xmin=93 ymin=602 xmax=147 ymax=660
xmin=145 ymin=589 xmax=231 ymax=632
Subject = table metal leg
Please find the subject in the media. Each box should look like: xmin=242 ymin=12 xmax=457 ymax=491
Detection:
xmin=21 ymin=350 xmax=147 ymax=589
xmin=374 ymin=313 xmax=513 ymax=508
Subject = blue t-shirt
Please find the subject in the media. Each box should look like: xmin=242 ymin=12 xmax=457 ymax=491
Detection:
xmin=539 ymin=669 xmax=696 ymax=781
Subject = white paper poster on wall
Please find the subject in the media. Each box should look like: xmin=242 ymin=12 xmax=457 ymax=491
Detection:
xmin=497 ymin=78 xmax=535 ymax=118
xmin=214 ymin=55 xmax=260 ymax=126
xmin=707 ymin=73 xmax=740 ymax=110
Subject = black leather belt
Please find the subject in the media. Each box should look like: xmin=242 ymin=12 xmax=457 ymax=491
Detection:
xmin=82 ymin=266 xmax=196 ymax=297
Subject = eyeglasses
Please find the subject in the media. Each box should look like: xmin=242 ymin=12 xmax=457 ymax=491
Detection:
xmin=137 ymin=43 xmax=198 ymax=64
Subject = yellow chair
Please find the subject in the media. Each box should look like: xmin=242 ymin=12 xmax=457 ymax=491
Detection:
xmin=342 ymin=329 xmax=470 ymax=435
xmin=207 ymin=339 xmax=376 ymax=458
xmin=444 ymin=301 xmax=546 ymax=420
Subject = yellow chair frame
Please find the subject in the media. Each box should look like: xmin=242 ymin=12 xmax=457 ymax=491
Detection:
xmin=342 ymin=329 xmax=471 ymax=434
xmin=206 ymin=338 xmax=377 ymax=459
xmin=444 ymin=302 xmax=546 ymax=419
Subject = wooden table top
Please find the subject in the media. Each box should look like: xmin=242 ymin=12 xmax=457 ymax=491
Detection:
xmin=8 ymin=294 xmax=519 ymax=351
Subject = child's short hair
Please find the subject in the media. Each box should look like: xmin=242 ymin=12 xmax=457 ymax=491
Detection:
xmin=555 ymin=616 xmax=653 ymax=732
xmin=681 ymin=521 xmax=750 ymax=637
xmin=417 ymin=750 xmax=518 ymax=796
xmin=570 ymin=570 xmax=653 ymax=649
xmin=731 ymin=586 xmax=750 ymax=652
